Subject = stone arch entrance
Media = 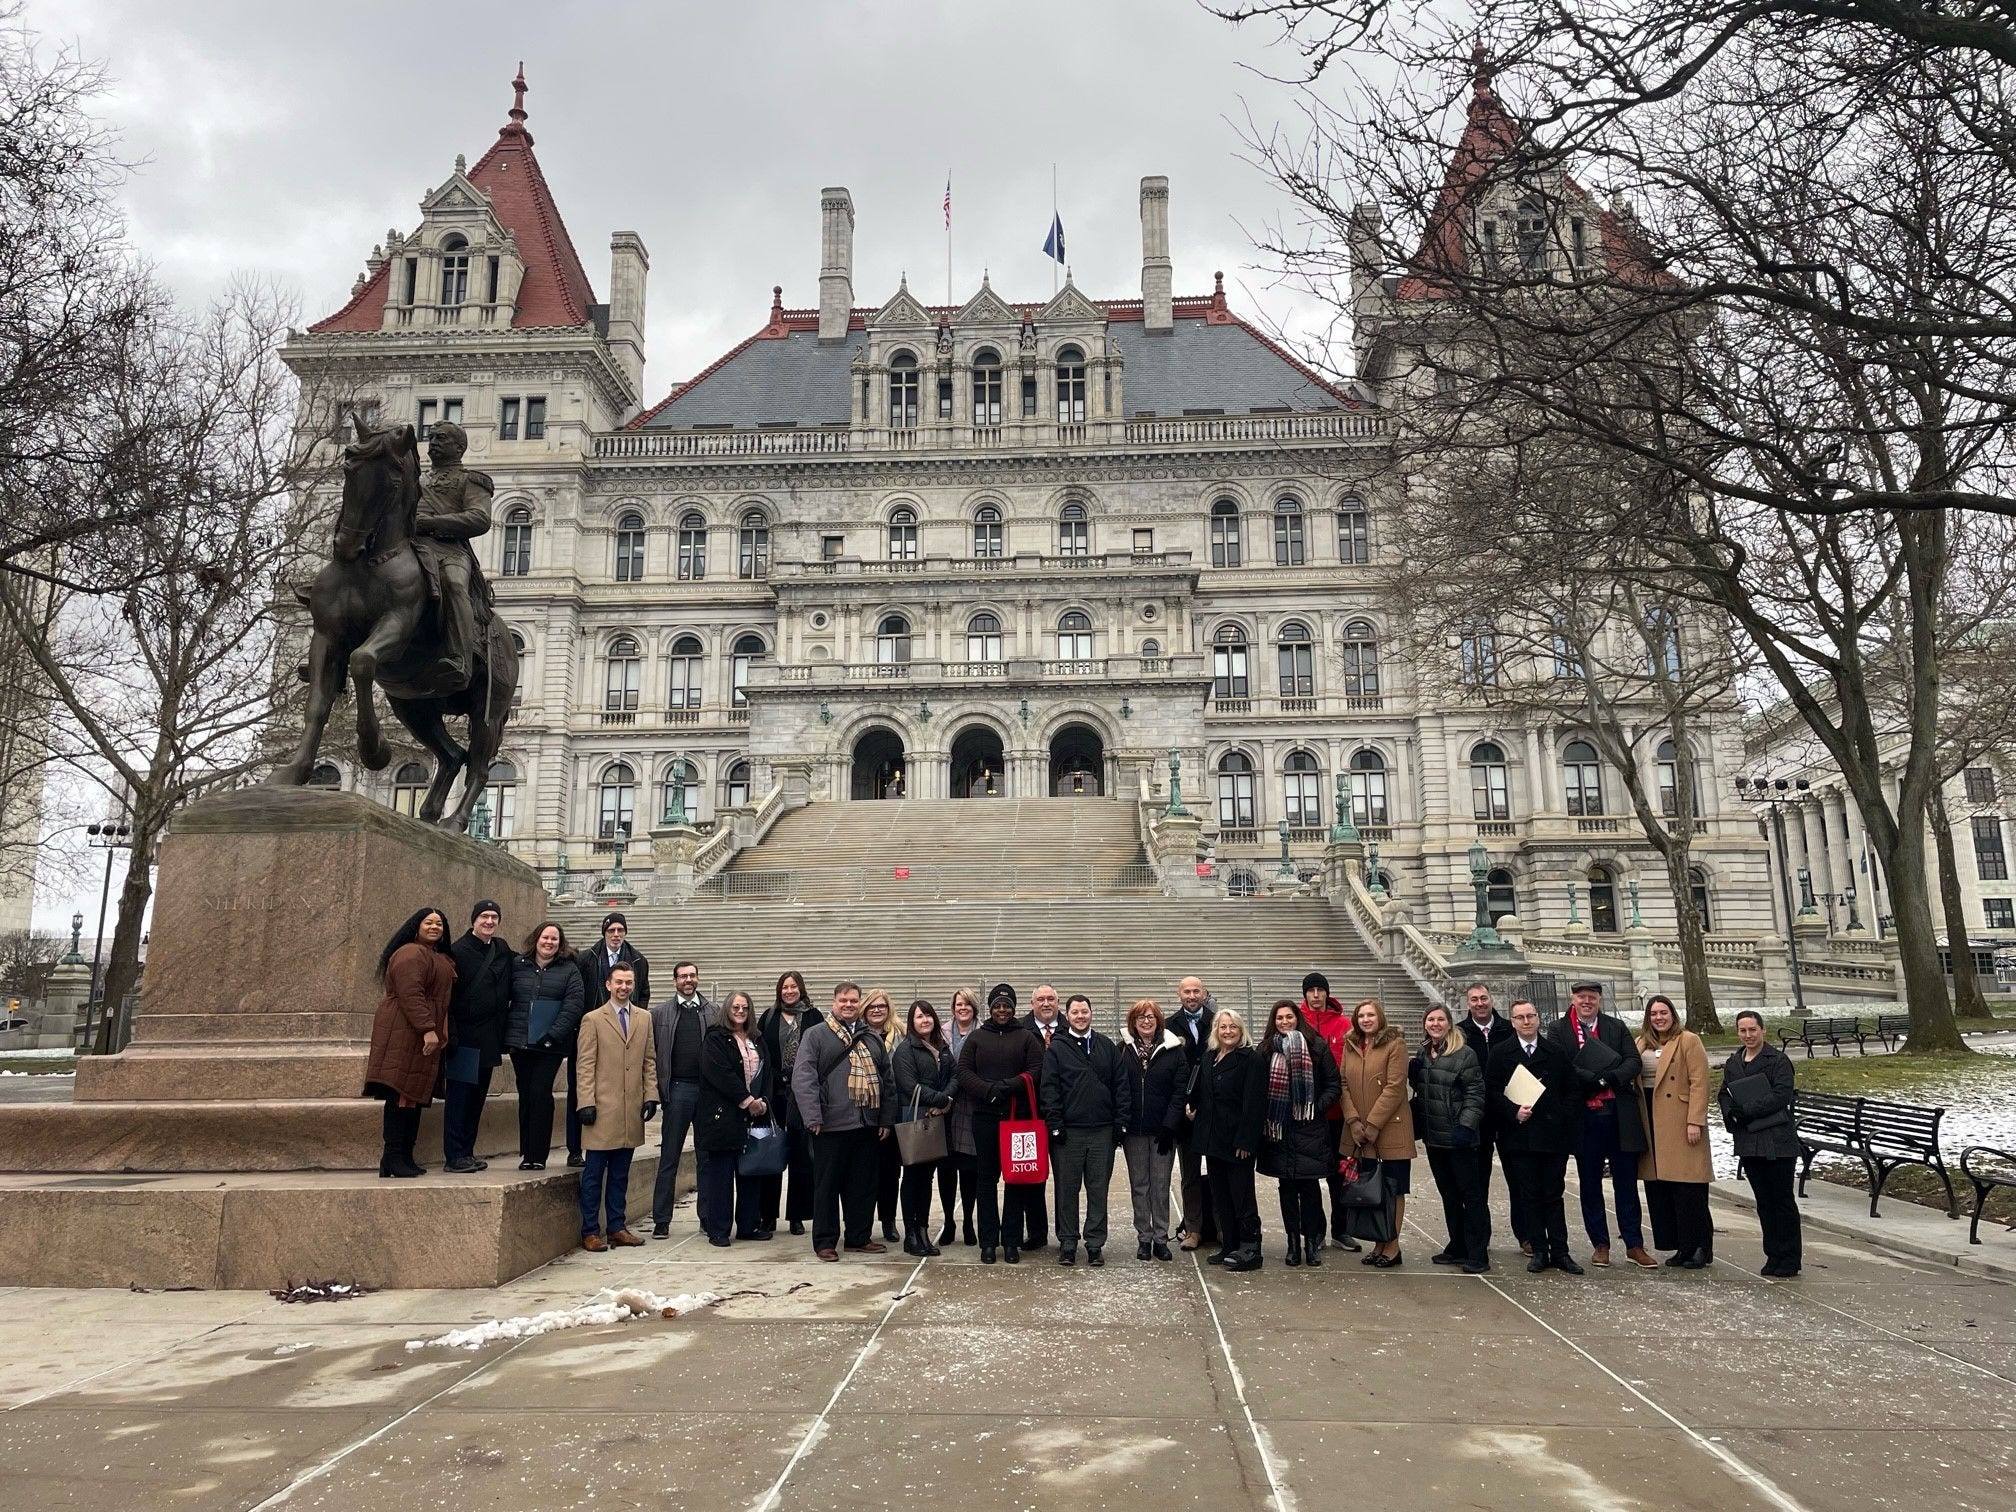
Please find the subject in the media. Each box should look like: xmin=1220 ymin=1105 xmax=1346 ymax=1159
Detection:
xmin=949 ymin=724 xmax=1005 ymax=798
xmin=851 ymin=726 xmax=908 ymax=800
xmin=1048 ymin=722 xmax=1105 ymax=797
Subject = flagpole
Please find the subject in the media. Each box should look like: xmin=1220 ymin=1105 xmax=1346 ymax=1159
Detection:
xmin=1052 ymin=163 xmax=1059 ymax=296
xmin=946 ymin=170 xmax=953 ymax=319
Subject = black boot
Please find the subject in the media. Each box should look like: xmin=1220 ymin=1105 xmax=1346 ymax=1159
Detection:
xmin=937 ymin=1218 xmax=957 ymax=1248
xmin=903 ymin=1226 xmax=924 ymax=1257
xmin=378 ymin=1102 xmax=399 ymax=1178
xmin=1286 ymin=1235 xmax=1303 ymax=1267
xmin=383 ymin=1105 xmax=424 ymax=1178
xmin=1304 ymin=1232 xmax=1324 ymax=1267
xmin=882 ymin=1219 xmax=900 ymax=1244
xmin=963 ymin=1214 xmax=977 ymax=1247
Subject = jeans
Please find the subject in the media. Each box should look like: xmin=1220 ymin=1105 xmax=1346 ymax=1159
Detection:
xmin=1504 ymin=1149 xmax=1571 ymax=1259
xmin=1052 ymin=1129 xmax=1117 ymax=1251
xmin=651 ymin=1080 xmax=701 ymax=1230
xmin=1743 ymin=1155 xmax=1802 ymax=1271
xmin=1645 ymin=1179 xmax=1714 ymax=1259
xmin=973 ymin=1112 xmax=1044 ymax=1248
xmin=696 ymin=1148 xmax=763 ymax=1242
xmin=1122 ymin=1135 xmax=1175 ymax=1244
xmin=579 ymin=1146 xmax=634 ymax=1237
xmin=1276 ymin=1177 xmax=1325 ymax=1245
xmin=811 ymin=1126 xmax=882 ymax=1251
xmin=442 ymin=1064 xmax=494 ymax=1164
xmin=510 ymin=1049 xmax=563 ymax=1164
xmin=1426 ymin=1143 xmax=1491 ymax=1266
xmin=1206 ymin=1154 xmax=1261 ymax=1249
xmin=1574 ymin=1104 xmax=1645 ymax=1248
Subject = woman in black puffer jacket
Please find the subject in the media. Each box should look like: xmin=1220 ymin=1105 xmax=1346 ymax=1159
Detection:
xmin=1409 ymin=1004 xmax=1488 ymax=1272
xmin=1254 ymin=1000 xmax=1341 ymax=1268
xmin=1190 ymin=1008 xmax=1264 ymax=1271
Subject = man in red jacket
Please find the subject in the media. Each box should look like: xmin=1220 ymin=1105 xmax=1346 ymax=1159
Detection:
xmin=1300 ymin=972 xmax=1361 ymax=1253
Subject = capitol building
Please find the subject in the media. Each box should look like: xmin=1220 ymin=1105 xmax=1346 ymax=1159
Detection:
xmin=283 ymin=71 xmax=1780 ymax=950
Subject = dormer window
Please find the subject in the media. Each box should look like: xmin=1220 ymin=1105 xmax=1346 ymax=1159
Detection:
xmin=1056 ymin=346 xmax=1087 ymax=424
xmin=440 ymin=235 xmax=470 ymax=306
xmin=972 ymin=349 xmax=1003 ymax=426
xmin=889 ymin=351 xmax=920 ymax=429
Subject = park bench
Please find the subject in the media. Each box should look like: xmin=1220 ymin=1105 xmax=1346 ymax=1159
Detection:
xmin=1960 ymin=1146 xmax=2016 ymax=1246
xmin=1777 ymin=1015 xmax=1866 ymax=1058
xmin=1794 ymin=1091 xmax=1957 ymax=1218
xmin=1871 ymin=1013 xmax=1912 ymax=1051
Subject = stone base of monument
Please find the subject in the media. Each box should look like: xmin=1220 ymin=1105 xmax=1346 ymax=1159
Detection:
xmin=0 ymin=787 xmax=633 ymax=1289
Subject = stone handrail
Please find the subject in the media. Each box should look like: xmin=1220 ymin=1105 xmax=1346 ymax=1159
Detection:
xmin=691 ymin=824 xmax=735 ymax=877
xmin=1336 ymin=868 xmax=1456 ymax=1005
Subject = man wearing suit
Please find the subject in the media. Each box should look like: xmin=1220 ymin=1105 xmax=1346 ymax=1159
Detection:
xmin=1487 ymin=999 xmax=1585 ymax=1274
xmin=1020 ymin=983 xmax=1063 ymax=1249
xmin=1455 ymin=981 xmax=1525 ymax=1254
xmin=1547 ymin=980 xmax=1654 ymax=1269
xmin=1167 ymin=975 xmax=1218 ymax=1251
xmin=574 ymin=963 xmax=658 ymax=1251
xmin=649 ymin=960 xmax=719 ymax=1239
xmin=572 ymin=912 xmax=651 ymax=1169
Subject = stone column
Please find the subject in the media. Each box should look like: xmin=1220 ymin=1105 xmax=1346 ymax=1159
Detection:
xmin=649 ymin=819 xmax=701 ymax=902
xmin=37 ymin=960 xmax=93 ymax=1049
xmin=1821 ymin=787 xmax=1854 ymax=911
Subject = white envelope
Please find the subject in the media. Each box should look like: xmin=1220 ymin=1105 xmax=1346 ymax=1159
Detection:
xmin=1505 ymin=1062 xmax=1548 ymax=1109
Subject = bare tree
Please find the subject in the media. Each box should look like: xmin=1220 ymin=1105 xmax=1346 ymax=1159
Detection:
xmin=0 ymin=927 xmax=61 ymax=1003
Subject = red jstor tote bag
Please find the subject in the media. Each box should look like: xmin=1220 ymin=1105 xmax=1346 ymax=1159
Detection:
xmin=1000 ymin=1071 xmax=1051 ymax=1184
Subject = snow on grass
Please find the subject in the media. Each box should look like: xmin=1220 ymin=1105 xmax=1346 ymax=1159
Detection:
xmin=404 ymin=1286 xmax=721 ymax=1351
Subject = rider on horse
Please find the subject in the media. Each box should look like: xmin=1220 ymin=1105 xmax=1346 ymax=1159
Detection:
xmin=414 ymin=420 xmax=494 ymax=688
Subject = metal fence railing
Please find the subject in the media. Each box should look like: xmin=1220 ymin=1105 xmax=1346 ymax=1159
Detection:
xmin=686 ymin=862 xmax=1164 ymax=903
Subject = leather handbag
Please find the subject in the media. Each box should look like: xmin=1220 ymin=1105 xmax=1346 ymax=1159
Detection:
xmin=894 ymin=1088 xmax=949 ymax=1166
xmin=738 ymin=1119 xmax=789 ymax=1176
xmin=1000 ymin=1072 xmax=1051 ymax=1185
xmin=1336 ymin=1152 xmax=1386 ymax=1207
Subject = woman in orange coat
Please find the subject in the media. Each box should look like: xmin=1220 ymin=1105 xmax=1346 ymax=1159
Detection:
xmin=1636 ymin=994 xmax=1714 ymax=1267
xmin=363 ymin=906 xmax=456 ymax=1178
xmin=1339 ymin=998 xmax=1415 ymax=1267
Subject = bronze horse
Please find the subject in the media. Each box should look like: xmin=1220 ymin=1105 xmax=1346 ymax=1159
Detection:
xmin=269 ymin=420 xmax=518 ymax=830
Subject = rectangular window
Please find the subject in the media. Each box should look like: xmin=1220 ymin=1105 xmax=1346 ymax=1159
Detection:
xmin=938 ymin=378 xmax=953 ymax=421
xmin=1570 ymin=218 xmax=1587 ymax=267
xmin=402 ymin=257 xmax=418 ymax=305
xmin=486 ymin=256 xmax=500 ymax=303
xmin=499 ymin=398 xmax=520 ymax=441
xmin=1133 ymin=528 xmax=1154 ymax=555
xmin=1986 ymin=897 xmax=2015 ymax=930
xmin=417 ymin=399 xmax=437 ymax=439
xmin=525 ymin=396 xmax=546 ymax=439
xmin=821 ymin=534 xmax=844 ymax=561
xmin=1965 ymin=766 xmax=1998 ymax=804
xmin=1974 ymin=816 xmax=2008 ymax=881
xmin=1021 ymin=377 xmax=1037 ymax=417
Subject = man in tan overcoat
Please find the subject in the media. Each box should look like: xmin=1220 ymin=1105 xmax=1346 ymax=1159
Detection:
xmin=575 ymin=963 xmax=658 ymax=1250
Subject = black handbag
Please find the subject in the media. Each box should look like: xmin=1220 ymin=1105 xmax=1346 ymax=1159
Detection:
xmin=1719 ymin=1077 xmax=1791 ymax=1133
xmin=738 ymin=1120 xmax=789 ymax=1176
xmin=1337 ymin=1152 xmax=1386 ymax=1207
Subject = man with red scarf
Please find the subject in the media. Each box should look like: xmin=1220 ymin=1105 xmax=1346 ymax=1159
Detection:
xmin=1546 ymin=981 xmax=1654 ymax=1268
xmin=1299 ymin=971 xmax=1362 ymax=1253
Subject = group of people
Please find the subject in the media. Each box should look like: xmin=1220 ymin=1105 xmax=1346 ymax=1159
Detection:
xmin=365 ymin=908 xmax=1804 ymax=1276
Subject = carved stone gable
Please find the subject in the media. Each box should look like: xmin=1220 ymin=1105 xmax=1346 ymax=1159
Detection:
xmin=1037 ymin=279 xmax=1105 ymax=327
xmin=869 ymin=278 xmax=934 ymax=330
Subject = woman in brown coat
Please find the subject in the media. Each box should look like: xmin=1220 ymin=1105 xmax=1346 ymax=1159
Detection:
xmin=363 ymin=906 xmax=456 ymax=1178
xmin=1340 ymin=998 xmax=1415 ymax=1267
xmin=1635 ymin=994 xmax=1714 ymax=1267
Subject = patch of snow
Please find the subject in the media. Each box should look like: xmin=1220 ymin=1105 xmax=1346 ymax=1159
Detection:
xmin=404 ymin=1286 xmax=721 ymax=1351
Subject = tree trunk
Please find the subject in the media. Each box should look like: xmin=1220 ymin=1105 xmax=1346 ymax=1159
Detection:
xmin=92 ymin=825 xmax=158 ymax=1055
xmin=1661 ymin=840 xmax=1721 ymax=1033
xmin=1879 ymin=821 xmax=1970 ymax=1053
xmin=1928 ymin=785 xmax=1989 ymax=1021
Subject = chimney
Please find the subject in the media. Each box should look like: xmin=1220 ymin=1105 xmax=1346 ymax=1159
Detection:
xmin=1140 ymin=175 xmax=1172 ymax=333
xmin=819 ymin=187 xmax=855 ymax=343
xmin=607 ymin=231 xmax=649 ymax=396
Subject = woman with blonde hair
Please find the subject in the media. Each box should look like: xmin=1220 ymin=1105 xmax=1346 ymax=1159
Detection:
xmin=1410 ymin=1004 xmax=1489 ymax=1273
xmin=1191 ymin=1007 xmax=1264 ymax=1271
xmin=861 ymin=989 xmax=903 ymax=1243
xmin=1119 ymin=998 xmax=1188 ymax=1261
xmin=1636 ymin=994 xmax=1714 ymax=1268
xmin=940 ymin=986 xmax=983 ymax=1245
xmin=1340 ymin=997 xmax=1415 ymax=1268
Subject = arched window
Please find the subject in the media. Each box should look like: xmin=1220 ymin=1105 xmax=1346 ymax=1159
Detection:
xmin=1646 ymin=605 xmax=1682 ymax=678
xmin=1273 ymin=495 xmax=1306 ymax=566
xmin=484 ymin=760 xmax=517 ymax=839
xmin=966 ymin=611 xmax=1003 ymax=663
xmin=392 ymin=760 xmax=428 ymax=817
xmin=1284 ymin=750 xmax=1323 ymax=828
xmin=724 ymin=759 xmax=752 ymax=810
xmin=1277 ymin=620 xmax=1314 ymax=697
xmin=439 ymin=234 xmax=469 ymax=306
xmin=1563 ymin=739 xmax=1604 ymax=816
xmin=972 ymin=348 xmax=1003 ymax=425
xmin=667 ymin=634 xmax=703 ymax=709
xmin=888 ymin=506 xmax=919 ymax=562
xmin=605 ymin=635 xmax=641 ymax=711
xmin=1212 ymin=625 xmax=1249 ymax=699
xmin=1338 ymin=495 xmax=1370 ymax=564
xmin=614 ymin=510 xmax=646 ymax=582
xmin=500 ymin=506 xmax=532 ymax=577
xmin=877 ymin=613 xmax=912 ymax=664
xmin=1487 ymin=867 xmax=1517 ymax=924
xmin=1209 ymin=499 xmax=1243 ymax=568
xmin=308 ymin=761 xmax=342 ymax=790
xmin=1057 ymin=501 xmax=1089 ymax=557
xmin=1689 ymin=866 xmax=1713 ymax=931
xmin=738 ymin=510 xmax=770 ymax=580
xmin=1217 ymin=751 xmax=1257 ymax=829
xmin=1341 ymin=620 xmax=1381 ymax=698
xmin=1553 ymin=613 xmax=1582 ymax=678
xmin=1349 ymin=748 xmax=1389 ymax=827
xmin=1471 ymin=742 xmax=1511 ymax=821
xmin=1056 ymin=609 xmax=1093 ymax=660
xmin=1460 ymin=619 xmax=1499 ymax=686
xmin=598 ymin=763 xmax=636 ymax=838
xmin=677 ymin=511 xmax=707 ymax=581
xmin=1140 ymin=637 xmax=1161 ymax=658
xmin=731 ymin=633 xmax=765 ymax=706
xmin=1055 ymin=345 xmax=1087 ymax=423
xmin=889 ymin=351 xmax=920 ymax=429
xmin=1588 ymin=863 xmax=1619 ymax=933
xmin=658 ymin=760 xmax=699 ymax=823
xmin=972 ymin=504 xmax=1004 ymax=559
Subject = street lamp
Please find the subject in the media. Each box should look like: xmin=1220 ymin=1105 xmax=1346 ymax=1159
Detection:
xmin=82 ymin=816 xmax=132 ymax=1048
xmin=59 ymin=912 xmax=84 ymax=966
xmin=1736 ymin=774 xmax=1811 ymax=1014
xmin=1463 ymin=840 xmax=1506 ymax=951
xmin=1165 ymin=748 xmax=1190 ymax=818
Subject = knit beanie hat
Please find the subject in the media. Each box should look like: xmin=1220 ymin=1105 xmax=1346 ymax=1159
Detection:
xmin=601 ymin=911 xmax=629 ymax=934
xmin=1301 ymin=971 xmax=1330 ymax=995
xmin=471 ymin=899 xmax=501 ymax=923
xmin=987 ymin=982 xmax=1018 ymax=1010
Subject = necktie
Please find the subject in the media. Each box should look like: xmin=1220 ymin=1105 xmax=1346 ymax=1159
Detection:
xmin=619 ymin=1006 xmax=630 ymax=1036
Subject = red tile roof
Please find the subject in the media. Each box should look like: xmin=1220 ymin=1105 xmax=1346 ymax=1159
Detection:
xmin=309 ymin=68 xmax=598 ymax=334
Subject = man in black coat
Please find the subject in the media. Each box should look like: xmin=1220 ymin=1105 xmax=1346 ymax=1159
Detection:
xmin=1546 ymin=980 xmax=1651 ymax=1268
xmin=1167 ymin=975 xmax=1218 ymax=1250
xmin=1455 ymin=980 xmax=1526 ymax=1254
xmin=1019 ymin=982 xmax=1063 ymax=1247
xmin=1040 ymin=993 xmax=1134 ymax=1267
xmin=649 ymin=960 xmax=720 ymax=1239
xmin=1487 ymin=999 xmax=1586 ymax=1274
xmin=570 ymin=912 xmax=650 ymax=1167
xmin=444 ymin=899 xmax=516 ymax=1173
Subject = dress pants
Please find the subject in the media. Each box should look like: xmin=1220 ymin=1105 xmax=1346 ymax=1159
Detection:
xmin=1206 ymin=1154 xmax=1262 ymax=1248
xmin=900 ymin=1155 xmax=947 ymax=1232
xmin=876 ymin=1129 xmax=902 ymax=1227
xmin=651 ymin=1080 xmax=701 ymax=1230
xmin=972 ymin=1112 xmax=1043 ymax=1247
xmin=442 ymin=1064 xmax=494 ymax=1164
xmin=756 ymin=1123 xmax=816 ymax=1231
xmin=1426 ymin=1143 xmax=1491 ymax=1266
xmin=1504 ymin=1149 xmax=1571 ymax=1259
xmin=695 ymin=1148 xmax=763 ymax=1242
xmin=510 ymin=1049 xmax=563 ymax=1164
xmin=1475 ymin=1131 xmax=1528 ymax=1245
xmin=1122 ymin=1135 xmax=1175 ymax=1244
xmin=810 ymin=1126 xmax=881 ymax=1251
xmin=1743 ymin=1156 xmax=1802 ymax=1271
xmin=1276 ymin=1177 xmax=1325 ymax=1245
xmin=564 ymin=1052 xmax=583 ymax=1159
xmin=579 ymin=1146 xmax=634 ymax=1237
xmin=1052 ymin=1129 xmax=1117 ymax=1251
xmin=1574 ymin=1104 xmax=1645 ymax=1249
xmin=938 ymin=1153 xmax=976 ymax=1231
xmin=1178 ymin=1135 xmax=1217 ymax=1241
xmin=1645 ymin=1179 xmax=1714 ymax=1259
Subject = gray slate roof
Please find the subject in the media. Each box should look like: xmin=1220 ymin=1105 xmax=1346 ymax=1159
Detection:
xmin=640 ymin=315 xmax=1344 ymax=429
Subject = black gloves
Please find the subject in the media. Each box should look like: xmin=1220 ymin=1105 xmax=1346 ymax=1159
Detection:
xmin=1050 ymin=1126 xmax=1067 ymax=1146
xmin=1407 ymin=1055 xmax=1424 ymax=1076
xmin=1452 ymin=1126 xmax=1479 ymax=1149
xmin=1113 ymin=1127 xmax=1127 ymax=1149
xmin=578 ymin=1106 xmax=598 ymax=1126
xmin=1154 ymin=1134 xmax=1173 ymax=1156
xmin=642 ymin=1101 xmax=659 ymax=1123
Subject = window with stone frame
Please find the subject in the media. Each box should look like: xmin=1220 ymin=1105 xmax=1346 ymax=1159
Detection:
xmin=1273 ymin=496 xmax=1306 ymax=566
xmin=1056 ymin=347 xmax=1087 ymax=423
xmin=1564 ymin=739 xmax=1604 ymax=816
xmin=1212 ymin=626 xmax=1249 ymax=699
xmin=1056 ymin=610 xmax=1093 ymax=660
xmin=972 ymin=505 xmax=1004 ymax=559
xmin=966 ymin=612 xmax=1003 ymax=663
xmin=667 ymin=635 xmax=704 ymax=709
xmin=1459 ymin=619 xmax=1498 ymax=686
xmin=604 ymin=637 xmax=642 ymax=710
xmin=1965 ymin=766 xmax=1999 ymax=804
xmin=724 ymin=760 xmax=752 ymax=810
xmin=500 ymin=507 xmax=532 ymax=577
xmin=499 ymin=397 xmax=520 ymax=440
xmin=1974 ymin=816 xmax=2009 ymax=881
xmin=1985 ymin=897 xmax=2015 ymax=930
xmin=674 ymin=514 xmax=707 ymax=581
xmin=972 ymin=349 xmax=1003 ymax=425
xmin=614 ymin=511 xmax=647 ymax=582
xmin=1470 ymin=742 xmax=1511 ymax=821
xmin=1588 ymin=864 xmax=1620 ymax=932
xmin=888 ymin=507 xmax=919 ymax=561
xmin=738 ymin=511 xmax=770 ymax=580
xmin=1058 ymin=502 xmax=1090 ymax=557
xmin=524 ymin=396 xmax=546 ymax=439
xmin=392 ymin=761 xmax=427 ymax=816
xmin=598 ymin=764 xmax=636 ymax=838
xmin=1338 ymin=495 xmax=1371 ymax=564
xmin=877 ymin=614 xmax=912 ymax=663
xmin=1277 ymin=621 xmax=1315 ymax=697
xmin=1349 ymin=748 xmax=1389 ymax=827
xmin=1340 ymin=620 xmax=1380 ymax=697
xmin=1210 ymin=499 xmax=1243 ymax=567
xmin=483 ymin=761 xmax=517 ymax=839
xmin=1690 ymin=867 xmax=1713 ymax=931
xmin=440 ymin=235 xmax=470 ymax=305
xmin=1283 ymin=750 xmax=1323 ymax=828
xmin=730 ymin=633 xmax=764 ymax=706
xmin=889 ymin=352 xmax=920 ymax=428
xmin=1217 ymin=751 xmax=1257 ymax=828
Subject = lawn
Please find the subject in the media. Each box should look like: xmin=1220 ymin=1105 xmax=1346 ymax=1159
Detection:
xmin=1788 ymin=1050 xmax=2016 ymax=1099
xmin=0 ymin=1055 xmax=76 ymax=1076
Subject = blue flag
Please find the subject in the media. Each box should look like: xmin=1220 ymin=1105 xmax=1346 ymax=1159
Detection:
xmin=1043 ymin=211 xmax=1066 ymax=265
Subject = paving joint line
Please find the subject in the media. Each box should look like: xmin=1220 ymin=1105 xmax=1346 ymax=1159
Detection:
xmin=3 ymin=1297 xmax=279 ymax=1413
xmin=1187 ymin=1250 xmax=1293 ymax=1511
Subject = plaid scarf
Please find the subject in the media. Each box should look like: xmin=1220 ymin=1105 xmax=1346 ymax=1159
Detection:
xmin=1265 ymin=1030 xmax=1315 ymax=1141
xmin=843 ymin=1025 xmax=881 ymax=1109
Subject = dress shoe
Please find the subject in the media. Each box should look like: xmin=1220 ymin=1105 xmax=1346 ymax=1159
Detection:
xmin=1360 ymin=1250 xmax=1381 ymax=1266
xmin=1626 ymin=1246 xmax=1658 ymax=1269
xmin=1431 ymin=1251 xmax=1462 ymax=1266
xmin=1152 ymin=1241 xmax=1173 ymax=1262
xmin=1002 ymin=1245 xmax=1021 ymax=1264
xmin=1058 ymin=1247 xmax=1076 ymax=1266
xmin=752 ymin=1229 xmax=775 ymax=1241
xmin=903 ymin=1228 xmax=926 ymax=1257
xmin=1461 ymin=1259 xmax=1492 ymax=1274
xmin=790 ymin=1221 xmax=806 ymax=1236
xmin=1024 ymin=1238 xmax=1049 ymax=1252
xmin=962 ymin=1219 xmax=977 ymax=1246
xmin=609 ymin=1229 xmax=645 ymax=1247
xmin=816 ymin=1248 xmax=839 ymax=1262
xmin=1225 ymin=1246 xmax=1263 ymax=1272
xmin=1087 ymin=1248 xmax=1104 ymax=1268
xmin=566 ymin=1153 xmax=584 ymax=1168
xmin=1179 ymin=1230 xmax=1201 ymax=1251
xmin=1527 ymin=1254 xmax=1549 ymax=1273
xmin=708 ymin=1236 xmax=732 ymax=1248
xmin=920 ymin=1234 xmax=942 ymax=1257
xmin=1137 ymin=1241 xmax=1153 ymax=1261
xmin=1370 ymin=1249 xmax=1404 ymax=1269
xmin=882 ymin=1221 xmax=900 ymax=1243
xmin=844 ymin=1241 xmax=887 ymax=1254
xmin=1552 ymin=1255 xmax=1585 ymax=1276
xmin=517 ymin=1159 xmax=540 ymax=1171
xmin=445 ymin=1157 xmax=487 ymax=1174
xmin=1285 ymin=1237 xmax=1303 ymax=1268
xmin=1664 ymin=1251 xmax=1689 ymax=1267
xmin=581 ymin=1233 xmax=608 ymax=1252
xmin=980 ymin=1247 xmax=997 ymax=1264
xmin=1519 ymin=1240 xmax=1535 ymax=1257
xmin=1680 ymin=1253 xmax=1709 ymax=1270
xmin=1590 ymin=1245 xmax=1611 ymax=1268
xmin=651 ymin=1223 xmax=671 ymax=1240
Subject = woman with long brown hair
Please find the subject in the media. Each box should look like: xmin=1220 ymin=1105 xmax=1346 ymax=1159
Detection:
xmin=364 ymin=906 xmax=455 ymax=1178
xmin=1340 ymin=997 xmax=1414 ymax=1267
xmin=1637 ymin=994 xmax=1714 ymax=1267
xmin=757 ymin=970 xmax=818 ymax=1236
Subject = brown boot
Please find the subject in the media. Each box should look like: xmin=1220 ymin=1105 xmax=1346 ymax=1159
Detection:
xmin=1625 ymin=1246 xmax=1658 ymax=1269
xmin=581 ymin=1233 xmax=608 ymax=1252
xmin=608 ymin=1229 xmax=646 ymax=1248
xmin=1591 ymin=1244 xmax=1612 ymax=1268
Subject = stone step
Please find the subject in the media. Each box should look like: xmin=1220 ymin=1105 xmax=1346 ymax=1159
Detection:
xmin=728 ymin=798 xmax=1144 ymax=872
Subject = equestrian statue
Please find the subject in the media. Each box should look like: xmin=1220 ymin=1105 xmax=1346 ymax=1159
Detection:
xmin=269 ymin=418 xmax=519 ymax=831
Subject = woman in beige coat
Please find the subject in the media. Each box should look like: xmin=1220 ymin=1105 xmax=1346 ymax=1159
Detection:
xmin=1340 ymin=999 xmax=1415 ymax=1267
xmin=1635 ymin=995 xmax=1713 ymax=1268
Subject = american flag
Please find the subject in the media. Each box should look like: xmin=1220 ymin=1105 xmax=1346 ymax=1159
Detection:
xmin=943 ymin=177 xmax=951 ymax=230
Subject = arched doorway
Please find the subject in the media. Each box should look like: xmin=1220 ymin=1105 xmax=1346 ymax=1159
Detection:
xmin=851 ymin=727 xmax=908 ymax=800
xmin=950 ymin=724 xmax=1005 ymax=798
xmin=1048 ymin=723 xmax=1105 ymax=797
